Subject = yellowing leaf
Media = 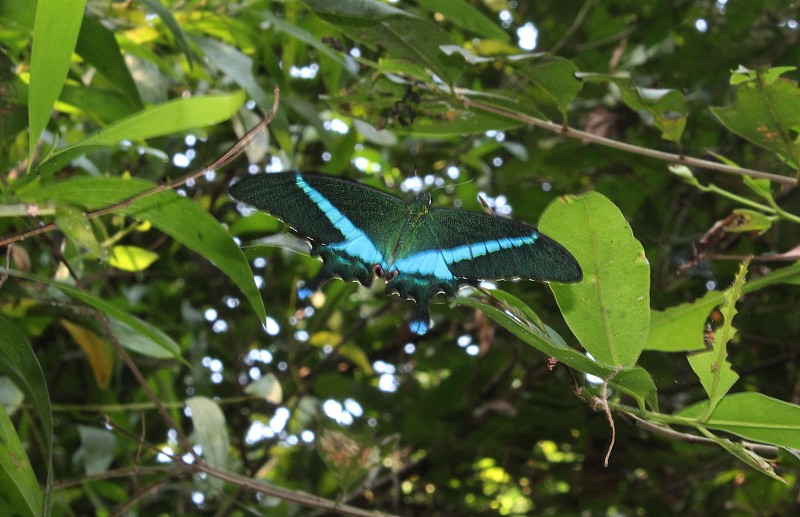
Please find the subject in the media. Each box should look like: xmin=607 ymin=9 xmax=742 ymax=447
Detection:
xmin=108 ymin=245 xmax=158 ymax=272
xmin=310 ymin=331 xmax=374 ymax=375
xmin=61 ymin=320 xmax=113 ymax=389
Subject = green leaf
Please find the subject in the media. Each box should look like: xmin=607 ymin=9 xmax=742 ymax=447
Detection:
xmin=742 ymin=176 xmax=773 ymax=202
xmin=28 ymin=0 xmax=88 ymax=163
xmin=407 ymin=106 xmax=525 ymax=136
xmin=647 ymin=262 xmax=800 ymax=352
xmin=678 ymin=393 xmax=800 ymax=450
xmin=416 ymin=0 xmax=509 ymax=41
xmin=455 ymin=290 xmax=656 ymax=411
xmin=139 ymin=0 xmax=195 ymax=68
xmin=310 ymin=331 xmax=374 ymax=375
xmin=186 ymin=396 xmax=230 ymax=489
xmin=260 ymin=10 xmax=349 ymax=70
xmin=581 ymin=73 xmax=687 ymax=142
xmin=5 ymin=270 xmax=183 ymax=361
xmin=699 ymin=430 xmax=785 ymax=483
xmin=75 ymin=15 xmax=143 ymax=110
xmin=687 ymin=261 xmax=747 ymax=414
xmin=0 ymin=405 xmax=42 ymax=517
xmin=711 ymin=69 xmax=800 ymax=169
xmin=108 ymin=245 xmax=159 ymax=272
xmin=193 ymin=37 xmax=273 ymax=108
xmin=28 ymin=91 xmax=246 ymax=184
xmin=0 ymin=315 xmax=51 ymax=517
xmin=106 ymin=318 xmax=180 ymax=360
xmin=510 ymin=55 xmax=582 ymax=118
xmin=303 ymin=0 xmax=462 ymax=83
xmin=55 ymin=204 xmax=104 ymax=259
xmin=18 ymin=177 xmax=267 ymax=326
xmin=539 ymin=192 xmax=650 ymax=368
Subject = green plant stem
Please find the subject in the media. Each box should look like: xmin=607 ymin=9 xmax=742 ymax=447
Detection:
xmin=610 ymin=401 xmax=780 ymax=457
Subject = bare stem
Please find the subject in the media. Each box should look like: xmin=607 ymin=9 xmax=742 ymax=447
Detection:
xmin=105 ymin=416 xmax=402 ymax=517
xmin=460 ymin=95 xmax=797 ymax=186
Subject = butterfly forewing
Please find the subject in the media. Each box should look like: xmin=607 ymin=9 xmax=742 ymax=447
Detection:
xmin=424 ymin=208 xmax=582 ymax=283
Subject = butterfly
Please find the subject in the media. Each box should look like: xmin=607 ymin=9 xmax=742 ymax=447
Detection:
xmin=230 ymin=172 xmax=582 ymax=335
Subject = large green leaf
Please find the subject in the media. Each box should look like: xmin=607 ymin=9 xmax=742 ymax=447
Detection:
xmin=75 ymin=14 xmax=143 ymax=110
xmin=27 ymin=91 xmax=246 ymax=185
xmin=17 ymin=178 xmax=267 ymax=325
xmin=416 ymin=0 xmax=509 ymax=41
xmin=456 ymin=290 xmax=657 ymax=411
xmin=711 ymin=67 xmax=800 ymax=170
xmin=28 ymin=0 xmax=88 ymax=162
xmin=303 ymin=0 xmax=462 ymax=84
xmin=0 ymin=315 xmax=51 ymax=517
xmin=540 ymin=192 xmax=650 ymax=368
xmin=0 ymin=405 xmax=41 ymax=517
xmin=6 ymin=270 xmax=183 ymax=361
xmin=678 ymin=393 xmax=800 ymax=449
xmin=511 ymin=55 xmax=582 ymax=118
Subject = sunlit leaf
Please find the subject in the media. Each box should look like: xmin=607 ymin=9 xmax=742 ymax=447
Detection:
xmin=540 ymin=192 xmax=650 ymax=368
xmin=28 ymin=0 xmax=88 ymax=163
xmin=108 ymin=245 xmax=159 ymax=272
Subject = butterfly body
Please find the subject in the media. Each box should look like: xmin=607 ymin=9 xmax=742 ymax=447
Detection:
xmin=230 ymin=172 xmax=581 ymax=335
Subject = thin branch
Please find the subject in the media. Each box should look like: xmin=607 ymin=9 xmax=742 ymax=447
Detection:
xmin=111 ymin=472 xmax=190 ymax=517
xmin=0 ymin=88 xmax=281 ymax=248
xmin=460 ymin=95 xmax=798 ymax=186
xmin=54 ymin=466 xmax=178 ymax=490
xmin=622 ymin=412 xmax=780 ymax=458
xmin=96 ymin=314 xmax=197 ymax=461
xmin=105 ymin=417 xmax=403 ymax=517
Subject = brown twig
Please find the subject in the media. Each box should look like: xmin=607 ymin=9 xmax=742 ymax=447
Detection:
xmin=459 ymin=95 xmax=798 ymax=186
xmin=96 ymin=314 xmax=198 ymax=461
xmin=104 ymin=416 xmax=402 ymax=517
xmin=0 ymin=88 xmax=281 ymax=248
